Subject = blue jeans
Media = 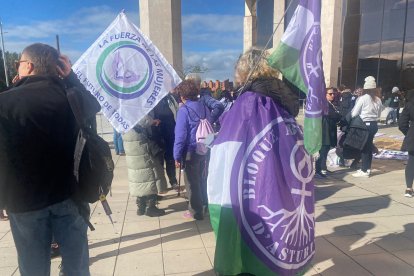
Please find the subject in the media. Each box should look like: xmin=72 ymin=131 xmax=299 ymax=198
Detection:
xmin=9 ymin=199 xmax=90 ymax=276
xmin=113 ymin=129 xmax=125 ymax=154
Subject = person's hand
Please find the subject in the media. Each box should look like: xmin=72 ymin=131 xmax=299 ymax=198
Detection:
xmin=12 ymin=75 xmax=20 ymax=84
xmin=152 ymin=119 xmax=161 ymax=126
xmin=56 ymin=55 xmax=72 ymax=78
xmin=175 ymin=161 xmax=180 ymax=168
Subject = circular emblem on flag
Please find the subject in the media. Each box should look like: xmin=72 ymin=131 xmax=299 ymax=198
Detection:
xmin=301 ymin=23 xmax=324 ymax=117
xmin=96 ymin=41 xmax=153 ymax=99
xmin=230 ymin=119 xmax=315 ymax=273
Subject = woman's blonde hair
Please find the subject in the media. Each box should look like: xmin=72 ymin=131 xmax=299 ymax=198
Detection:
xmin=235 ymin=48 xmax=280 ymax=84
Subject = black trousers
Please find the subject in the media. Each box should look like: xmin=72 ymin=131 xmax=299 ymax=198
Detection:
xmin=316 ymin=145 xmax=330 ymax=172
xmin=361 ymin=121 xmax=378 ymax=172
xmin=164 ymin=131 xmax=178 ymax=186
xmin=406 ymin=153 xmax=414 ymax=189
xmin=184 ymin=152 xmax=206 ymax=217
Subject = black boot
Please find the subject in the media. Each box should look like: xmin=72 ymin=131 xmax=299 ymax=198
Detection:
xmin=145 ymin=195 xmax=165 ymax=217
xmin=136 ymin=196 xmax=147 ymax=216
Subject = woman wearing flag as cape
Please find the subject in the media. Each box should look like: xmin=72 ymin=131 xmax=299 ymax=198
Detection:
xmin=207 ymin=48 xmax=315 ymax=276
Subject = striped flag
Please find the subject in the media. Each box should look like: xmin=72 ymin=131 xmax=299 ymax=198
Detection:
xmin=208 ymin=91 xmax=315 ymax=275
xmin=268 ymin=0 xmax=327 ymax=154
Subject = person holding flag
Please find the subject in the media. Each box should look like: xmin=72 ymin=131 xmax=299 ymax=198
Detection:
xmin=208 ymin=0 xmax=325 ymax=274
xmin=123 ymin=113 xmax=167 ymax=217
xmin=207 ymin=48 xmax=314 ymax=275
xmin=70 ymin=11 xmax=182 ymax=215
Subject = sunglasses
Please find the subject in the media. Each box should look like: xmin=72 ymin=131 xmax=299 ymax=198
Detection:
xmin=327 ymin=93 xmax=334 ymax=95
xmin=14 ymin=60 xmax=31 ymax=71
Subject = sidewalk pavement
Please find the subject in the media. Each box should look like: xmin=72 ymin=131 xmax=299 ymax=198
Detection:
xmin=2 ymin=125 xmax=414 ymax=275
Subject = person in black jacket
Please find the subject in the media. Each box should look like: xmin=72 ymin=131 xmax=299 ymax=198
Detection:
xmin=315 ymin=88 xmax=341 ymax=177
xmin=0 ymin=43 xmax=99 ymax=276
xmin=398 ymin=89 xmax=414 ymax=197
xmin=153 ymin=93 xmax=180 ymax=190
xmin=338 ymin=88 xmax=357 ymax=118
xmin=337 ymin=87 xmax=359 ymax=167
xmin=389 ymin=86 xmax=401 ymax=124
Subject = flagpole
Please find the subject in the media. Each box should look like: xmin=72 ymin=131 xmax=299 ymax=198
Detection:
xmin=0 ymin=19 xmax=9 ymax=87
xmin=239 ymin=0 xmax=295 ymax=92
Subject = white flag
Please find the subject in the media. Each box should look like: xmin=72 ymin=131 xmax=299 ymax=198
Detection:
xmin=72 ymin=12 xmax=182 ymax=133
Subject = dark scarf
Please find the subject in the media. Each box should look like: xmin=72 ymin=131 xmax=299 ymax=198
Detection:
xmin=240 ymin=77 xmax=299 ymax=117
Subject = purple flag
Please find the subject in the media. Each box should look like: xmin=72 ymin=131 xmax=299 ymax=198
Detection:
xmin=268 ymin=0 xmax=328 ymax=154
xmin=208 ymin=92 xmax=315 ymax=275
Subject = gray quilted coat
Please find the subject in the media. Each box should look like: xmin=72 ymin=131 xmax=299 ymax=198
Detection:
xmin=122 ymin=114 xmax=168 ymax=197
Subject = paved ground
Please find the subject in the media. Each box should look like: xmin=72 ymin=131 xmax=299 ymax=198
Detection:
xmin=2 ymin=122 xmax=414 ymax=276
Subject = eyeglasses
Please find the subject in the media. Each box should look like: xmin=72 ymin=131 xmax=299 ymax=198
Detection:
xmin=14 ymin=60 xmax=31 ymax=70
xmin=327 ymin=93 xmax=334 ymax=95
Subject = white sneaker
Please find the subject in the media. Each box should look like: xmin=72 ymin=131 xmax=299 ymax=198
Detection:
xmin=352 ymin=169 xmax=370 ymax=178
xmin=405 ymin=189 xmax=413 ymax=198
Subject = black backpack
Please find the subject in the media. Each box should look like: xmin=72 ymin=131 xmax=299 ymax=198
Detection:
xmin=66 ymin=87 xmax=114 ymax=203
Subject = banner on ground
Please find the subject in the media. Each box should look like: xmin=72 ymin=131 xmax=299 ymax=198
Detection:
xmin=268 ymin=0 xmax=327 ymax=155
xmin=208 ymin=92 xmax=315 ymax=275
xmin=72 ymin=12 xmax=182 ymax=133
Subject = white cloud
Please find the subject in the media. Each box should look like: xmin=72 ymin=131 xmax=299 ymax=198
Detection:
xmin=2 ymin=7 xmax=243 ymax=81
xmin=2 ymin=6 xmax=138 ymax=59
xmin=5 ymin=6 xmax=118 ymax=40
xmin=359 ymin=40 xmax=414 ymax=65
xmin=182 ymin=13 xmax=243 ymax=49
xmin=181 ymin=13 xmax=243 ymax=80
xmin=182 ymin=14 xmax=243 ymax=33
xmin=183 ymin=49 xmax=242 ymax=81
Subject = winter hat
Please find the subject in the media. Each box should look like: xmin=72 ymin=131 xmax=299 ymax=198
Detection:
xmin=363 ymin=76 xmax=376 ymax=89
xmin=392 ymin=86 xmax=399 ymax=93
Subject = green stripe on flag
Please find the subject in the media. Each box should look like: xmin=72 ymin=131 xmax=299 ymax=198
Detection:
xmin=209 ymin=205 xmax=313 ymax=275
xmin=304 ymin=117 xmax=322 ymax=155
xmin=267 ymin=42 xmax=307 ymax=94
xmin=209 ymin=204 xmax=276 ymax=276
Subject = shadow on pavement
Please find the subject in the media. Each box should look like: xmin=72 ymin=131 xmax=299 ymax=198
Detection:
xmin=313 ymin=222 xmax=414 ymax=275
xmin=316 ymin=195 xmax=391 ymax=222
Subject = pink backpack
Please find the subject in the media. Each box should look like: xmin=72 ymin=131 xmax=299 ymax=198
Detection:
xmin=185 ymin=104 xmax=214 ymax=155
xmin=195 ymin=117 xmax=214 ymax=155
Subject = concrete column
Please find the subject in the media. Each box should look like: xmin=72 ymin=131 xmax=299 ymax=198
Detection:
xmin=272 ymin=0 xmax=285 ymax=52
xmin=139 ymin=0 xmax=183 ymax=75
xmin=243 ymin=0 xmax=257 ymax=53
xmin=321 ymin=0 xmax=342 ymax=87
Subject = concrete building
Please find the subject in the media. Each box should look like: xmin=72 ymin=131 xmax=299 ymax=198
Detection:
xmin=139 ymin=0 xmax=183 ymax=76
xmin=245 ymin=0 xmax=414 ymax=97
xmin=201 ymin=79 xmax=234 ymax=92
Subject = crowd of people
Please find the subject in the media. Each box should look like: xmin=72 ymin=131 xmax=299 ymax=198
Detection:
xmin=0 ymin=42 xmax=412 ymax=276
xmin=314 ymin=76 xmax=411 ymax=187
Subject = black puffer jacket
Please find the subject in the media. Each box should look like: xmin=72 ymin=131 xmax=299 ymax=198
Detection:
xmin=322 ymin=103 xmax=341 ymax=147
xmin=343 ymin=114 xmax=369 ymax=151
xmin=240 ymin=78 xmax=299 ymax=117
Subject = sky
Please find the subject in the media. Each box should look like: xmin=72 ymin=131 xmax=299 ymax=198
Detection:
xmin=0 ymin=0 xmax=244 ymax=81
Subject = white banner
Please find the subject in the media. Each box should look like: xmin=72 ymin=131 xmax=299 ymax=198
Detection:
xmin=72 ymin=12 xmax=182 ymax=133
